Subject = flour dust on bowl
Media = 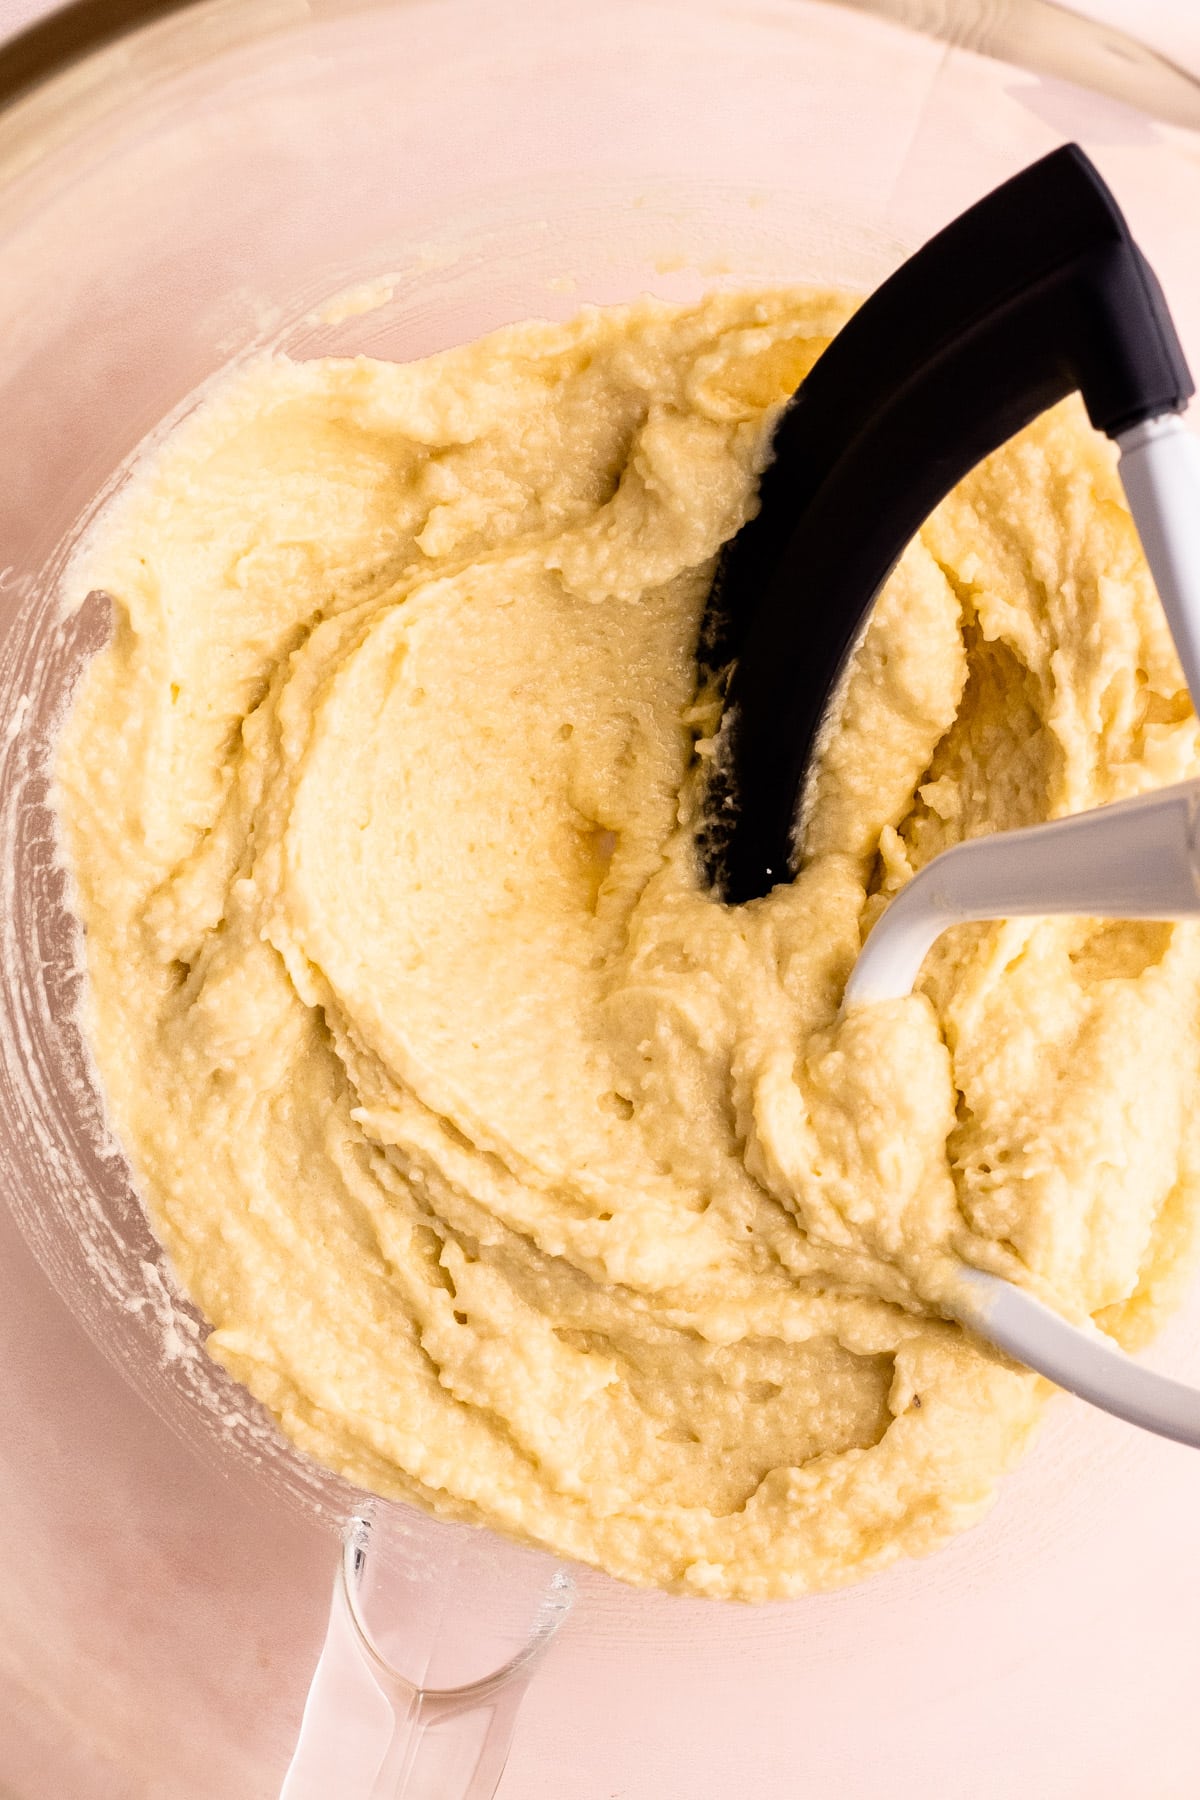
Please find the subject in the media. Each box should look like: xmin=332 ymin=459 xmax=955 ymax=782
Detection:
xmin=3 ymin=2 xmax=1200 ymax=1798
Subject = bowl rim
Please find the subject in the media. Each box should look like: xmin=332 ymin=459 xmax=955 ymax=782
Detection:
xmin=0 ymin=0 xmax=1198 ymax=133
xmin=0 ymin=0 xmax=192 ymax=108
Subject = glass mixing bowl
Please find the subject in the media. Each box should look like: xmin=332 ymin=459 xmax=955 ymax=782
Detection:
xmin=3 ymin=2 xmax=1200 ymax=1795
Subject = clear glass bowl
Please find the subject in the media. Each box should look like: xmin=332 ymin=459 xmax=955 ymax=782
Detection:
xmin=3 ymin=2 xmax=1200 ymax=1795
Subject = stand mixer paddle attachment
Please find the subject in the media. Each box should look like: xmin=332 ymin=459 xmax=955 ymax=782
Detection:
xmin=702 ymin=143 xmax=1200 ymax=1448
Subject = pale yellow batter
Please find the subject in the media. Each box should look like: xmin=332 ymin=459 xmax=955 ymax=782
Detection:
xmin=54 ymin=292 xmax=1200 ymax=1599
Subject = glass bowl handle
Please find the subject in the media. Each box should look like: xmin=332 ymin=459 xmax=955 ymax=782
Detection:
xmin=280 ymin=1514 xmax=573 ymax=1800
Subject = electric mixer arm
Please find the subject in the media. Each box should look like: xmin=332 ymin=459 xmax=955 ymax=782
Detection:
xmin=708 ymin=144 xmax=1200 ymax=1452
xmin=840 ymin=773 xmax=1200 ymax=1452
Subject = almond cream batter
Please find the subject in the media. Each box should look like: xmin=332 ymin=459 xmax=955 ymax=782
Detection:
xmin=54 ymin=292 xmax=1200 ymax=1599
